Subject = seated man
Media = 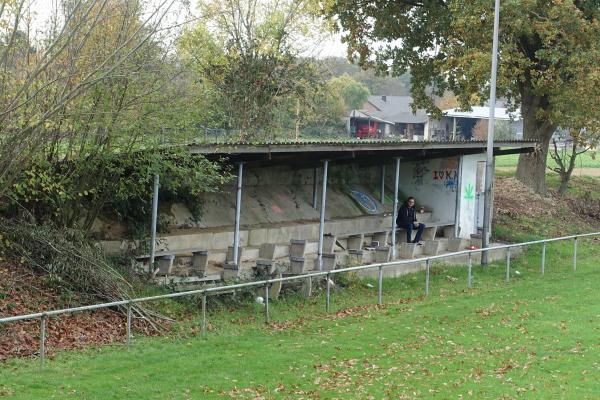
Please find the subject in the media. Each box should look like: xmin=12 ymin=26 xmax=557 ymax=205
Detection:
xmin=397 ymin=196 xmax=425 ymax=245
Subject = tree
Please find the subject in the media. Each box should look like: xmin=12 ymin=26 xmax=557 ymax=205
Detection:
xmin=548 ymin=130 xmax=595 ymax=196
xmin=328 ymin=73 xmax=370 ymax=110
xmin=178 ymin=0 xmax=325 ymax=140
xmin=0 ymin=0 xmax=177 ymax=193
xmin=319 ymin=56 xmax=411 ymax=96
xmin=325 ymin=1 xmax=600 ymax=194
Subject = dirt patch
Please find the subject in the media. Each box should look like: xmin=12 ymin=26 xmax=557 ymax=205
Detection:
xmin=0 ymin=263 xmax=154 ymax=361
xmin=494 ymin=176 xmax=599 ymax=227
xmin=493 ymin=177 xmax=562 ymax=219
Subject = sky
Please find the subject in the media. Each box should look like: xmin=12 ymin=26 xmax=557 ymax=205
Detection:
xmin=27 ymin=0 xmax=348 ymax=58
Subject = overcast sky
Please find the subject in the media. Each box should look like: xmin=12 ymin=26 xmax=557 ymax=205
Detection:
xmin=27 ymin=0 xmax=348 ymax=58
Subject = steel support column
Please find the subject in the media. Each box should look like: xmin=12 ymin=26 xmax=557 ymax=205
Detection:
xmin=233 ymin=163 xmax=244 ymax=267
xmin=317 ymin=160 xmax=329 ymax=271
xmin=380 ymin=165 xmax=385 ymax=204
xmin=149 ymin=173 xmax=159 ymax=276
xmin=391 ymin=158 xmax=401 ymax=259
xmin=312 ymin=168 xmax=318 ymax=209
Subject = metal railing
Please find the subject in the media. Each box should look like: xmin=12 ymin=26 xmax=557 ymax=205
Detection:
xmin=1 ymin=232 xmax=598 ymax=368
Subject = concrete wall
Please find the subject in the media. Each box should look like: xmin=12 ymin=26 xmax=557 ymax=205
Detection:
xmin=457 ymin=153 xmax=487 ymax=238
xmin=163 ymin=164 xmax=392 ymax=231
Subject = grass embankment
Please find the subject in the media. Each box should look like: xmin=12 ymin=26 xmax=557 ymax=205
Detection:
xmin=1 ymin=237 xmax=599 ymax=399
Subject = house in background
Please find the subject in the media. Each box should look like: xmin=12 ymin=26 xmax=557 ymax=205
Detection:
xmin=348 ymin=95 xmax=429 ymax=139
xmin=349 ymin=96 xmax=522 ymax=141
xmin=430 ymin=106 xmax=522 ymax=140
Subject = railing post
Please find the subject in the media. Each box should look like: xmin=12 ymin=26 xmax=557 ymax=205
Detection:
xmin=39 ymin=314 xmax=46 ymax=369
xmin=573 ymin=236 xmax=578 ymax=272
xmin=467 ymin=252 xmax=472 ymax=288
xmin=425 ymin=259 xmax=430 ymax=297
xmin=126 ymin=301 xmax=132 ymax=349
xmin=264 ymin=283 xmax=270 ymax=324
xmin=541 ymin=242 xmax=546 ymax=275
xmin=326 ymin=273 xmax=331 ymax=312
xmin=377 ymin=265 xmax=383 ymax=305
xmin=201 ymin=293 xmax=207 ymax=338
xmin=505 ymin=247 xmax=511 ymax=283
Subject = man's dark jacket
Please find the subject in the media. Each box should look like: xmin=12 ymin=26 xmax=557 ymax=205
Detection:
xmin=397 ymin=204 xmax=416 ymax=226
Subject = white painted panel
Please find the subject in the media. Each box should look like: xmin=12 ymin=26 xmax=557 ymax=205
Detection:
xmin=458 ymin=154 xmax=487 ymax=238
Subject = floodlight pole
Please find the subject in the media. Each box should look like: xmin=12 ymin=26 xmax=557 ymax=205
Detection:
xmin=482 ymin=0 xmax=501 ymax=265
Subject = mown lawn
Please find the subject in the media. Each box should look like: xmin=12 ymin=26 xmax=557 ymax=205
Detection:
xmin=1 ymin=238 xmax=599 ymax=399
xmin=495 ymin=151 xmax=599 ymax=169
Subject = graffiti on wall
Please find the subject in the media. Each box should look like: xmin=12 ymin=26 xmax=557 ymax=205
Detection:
xmin=349 ymin=189 xmax=379 ymax=214
xmin=412 ymin=161 xmax=430 ymax=188
xmin=464 ymin=182 xmax=475 ymax=201
xmin=432 ymin=158 xmax=459 ymax=192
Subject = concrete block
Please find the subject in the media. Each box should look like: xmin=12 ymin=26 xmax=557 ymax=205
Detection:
xmin=100 ymin=240 xmax=124 ymax=255
xmin=448 ymin=238 xmax=469 ymax=252
xmin=443 ymin=225 xmax=455 ymax=238
xmin=289 ymin=256 xmax=306 ymax=274
xmin=437 ymin=237 xmax=449 ymax=252
xmin=163 ymin=232 xmax=213 ymax=251
xmin=423 ymin=227 xmax=437 ymax=241
xmin=273 ymin=244 xmax=289 ymax=258
xmin=248 ymin=228 xmax=268 ymax=247
xmin=242 ymin=247 xmax=259 ymax=261
xmin=259 ymin=243 xmax=277 ymax=259
xmin=305 ymin=241 xmax=319 ymax=255
xmin=254 ymin=259 xmax=273 ymax=276
xmin=372 ymin=231 xmax=389 ymax=247
xmin=191 ymin=251 xmax=208 ymax=277
xmin=226 ymin=246 xmax=242 ymax=262
xmin=321 ymin=253 xmax=337 ymax=271
xmin=374 ymin=247 xmax=390 ymax=263
xmin=155 ymin=255 xmax=175 ymax=275
xmin=266 ymin=227 xmax=284 ymax=244
xmin=395 ymin=229 xmax=407 ymax=244
xmin=347 ymin=234 xmax=364 ymax=250
xmin=208 ymin=251 xmax=226 ymax=263
xmin=290 ymin=239 xmax=307 ymax=258
xmin=213 ymin=232 xmax=234 ymax=249
xmin=400 ymin=243 xmax=417 ymax=259
xmin=470 ymin=234 xmax=482 ymax=248
xmin=323 ymin=234 xmax=336 ymax=254
xmin=424 ymin=240 xmax=441 ymax=256
xmin=222 ymin=262 xmax=239 ymax=280
xmin=347 ymin=249 xmax=364 ymax=264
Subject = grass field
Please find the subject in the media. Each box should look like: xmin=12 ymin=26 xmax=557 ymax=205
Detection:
xmin=1 ymin=237 xmax=599 ymax=399
xmin=495 ymin=151 xmax=599 ymax=169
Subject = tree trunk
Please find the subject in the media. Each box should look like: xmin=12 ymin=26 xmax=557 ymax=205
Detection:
xmin=558 ymin=174 xmax=570 ymax=196
xmin=515 ymin=91 xmax=556 ymax=195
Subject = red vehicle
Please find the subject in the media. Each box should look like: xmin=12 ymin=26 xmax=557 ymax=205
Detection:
xmin=355 ymin=121 xmax=379 ymax=138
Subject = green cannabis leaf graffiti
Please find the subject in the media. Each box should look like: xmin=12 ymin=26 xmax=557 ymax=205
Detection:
xmin=464 ymin=182 xmax=474 ymax=201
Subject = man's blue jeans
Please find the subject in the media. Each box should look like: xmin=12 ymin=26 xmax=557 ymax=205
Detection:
xmin=402 ymin=223 xmax=425 ymax=243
